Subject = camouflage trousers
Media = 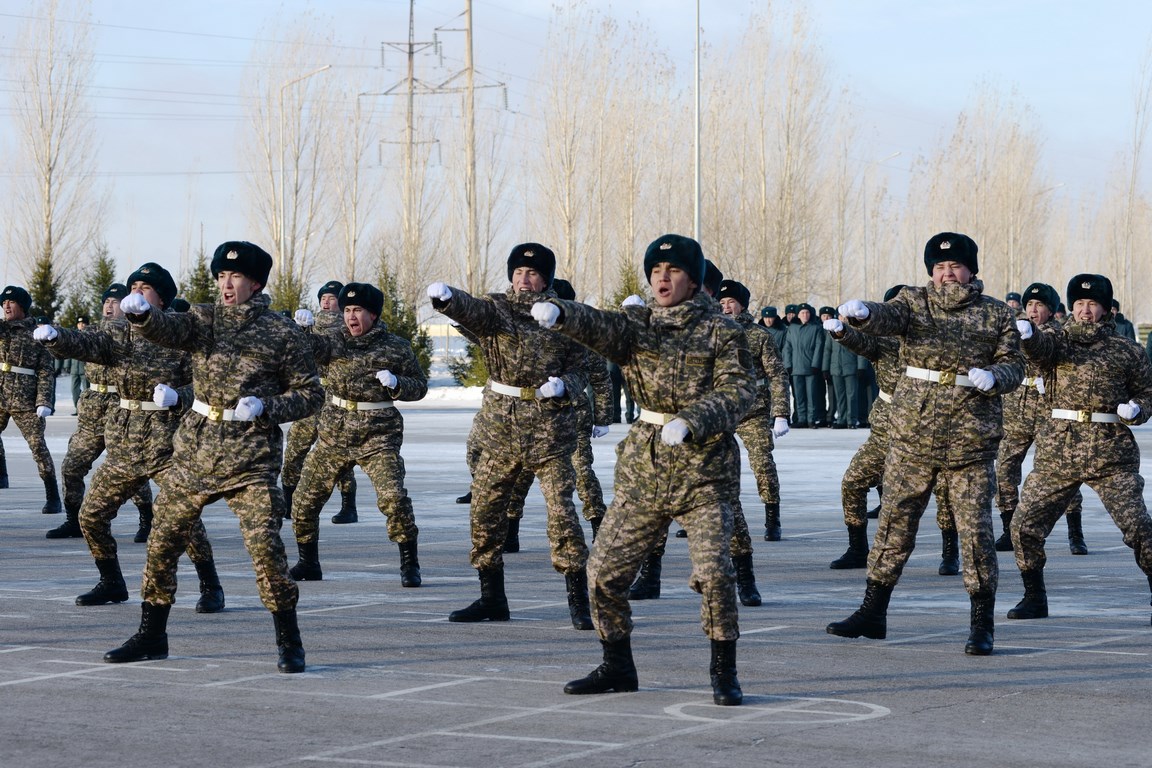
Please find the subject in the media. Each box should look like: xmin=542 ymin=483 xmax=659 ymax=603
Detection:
xmin=737 ymin=415 xmax=779 ymax=504
xmin=723 ymin=500 xmax=755 ymax=558
xmin=589 ymin=496 xmax=738 ymax=642
xmin=504 ymin=432 xmax=607 ymax=523
xmin=142 ymin=480 xmax=297 ymax=611
xmin=1013 ymin=468 xmax=1152 ymax=575
xmin=841 ymin=433 xmax=955 ymax=532
xmin=995 ymin=427 xmax=1083 ymax=518
xmin=293 ymin=446 xmax=418 ymax=544
xmin=0 ymin=409 xmax=56 ymax=481
xmin=62 ymin=424 xmax=152 ymax=513
xmin=868 ymin=456 xmax=997 ymax=596
xmin=282 ymin=414 xmax=354 ymax=493
xmin=469 ymin=445 xmax=587 ymax=573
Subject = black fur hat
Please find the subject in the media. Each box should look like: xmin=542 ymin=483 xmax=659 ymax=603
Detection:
xmin=1022 ymin=282 xmax=1060 ymax=313
xmin=211 ymin=241 xmax=272 ymax=288
xmin=717 ymin=280 xmax=750 ymax=311
xmin=170 ymin=297 xmax=191 ymax=313
xmin=703 ymin=260 xmax=724 ymax=297
xmin=923 ymin=232 xmax=979 ymax=276
xmin=317 ymin=280 xmax=344 ymax=301
xmin=552 ymin=278 xmax=576 ymax=301
xmin=760 ymin=305 xmax=778 ymax=318
xmin=643 ymin=234 xmax=705 ymax=289
xmin=1066 ymin=274 xmax=1113 ymax=311
xmin=339 ymin=282 xmax=384 ymax=317
xmin=125 ymin=263 xmax=177 ymax=309
xmin=506 ymin=243 xmax=556 ymax=288
xmin=1 ymin=285 xmax=32 ymax=312
xmin=101 ymin=283 xmax=128 ymax=303
xmin=883 ymin=284 xmax=907 ymax=303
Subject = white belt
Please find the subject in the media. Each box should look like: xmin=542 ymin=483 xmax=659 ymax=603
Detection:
xmin=91 ymin=383 xmax=118 ymax=394
xmin=0 ymin=362 xmax=36 ymax=376
xmin=192 ymin=399 xmax=251 ymax=422
xmin=905 ymin=366 xmax=974 ymax=387
xmin=877 ymin=390 xmax=892 ymax=404
xmin=1051 ymin=408 xmax=1120 ymax=424
xmin=638 ymin=408 xmax=676 ymax=425
xmin=488 ymin=380 xmax=539 ymax=400
xmin=119 ymin=398 xmax=169 ymax=412
xmin=330 ymin=395 xmax=393 ymax=411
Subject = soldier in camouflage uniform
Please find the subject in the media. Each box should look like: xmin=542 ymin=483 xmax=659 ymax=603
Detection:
xmin=827 ymin=233 xmax=1024 ymax=656
xmin=46 ymin=284 xmax=155 ymax=542
xmin=282 ymin=280 xmax=358 ymax=524
xmin=1008 ymin=274 xmax=1152 ymax=624
xmin=532 ymin=234 xmax=756 ymax=706
xmin=36 ymin=265 xmax=224 ymax=612
xmin=102 ymin=242 xmax=323 ymax=674
xmin=427 ymin=243 xmax=593 ymax=630
xmin=288 ymin=282 xmax=427 ymax=586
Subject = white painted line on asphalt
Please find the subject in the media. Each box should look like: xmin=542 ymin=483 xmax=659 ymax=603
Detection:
xmin=436 ymin=732 xmax=619 ymax=747
xmin=0 ymin=664 xmax=111 ymax=686
xmin=740 ymin=625 xmax=789 ymax=634
xmin=368 ymin=676 xmax=487 ymax=698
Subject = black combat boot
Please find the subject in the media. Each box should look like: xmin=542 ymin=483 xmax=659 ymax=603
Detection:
xmin=272 ymin=609 xmax=306 ymax=673
xmin=589 ymin=516 xmax=602 ymax=541
xmin=565 ymin=569 xmax=593 ymax=630
xmin=829 ymin=524 xmax=869 ymax=569
xmin=826 ymin=579 xmax=894 ymax=639
xmin=503 ymin=517 xmax=521 ymax=553
xmin=564 ymin=637 xmax=639 ymax=694
xmin=398 ymin=540 xmax=421 ymax=587
xmin=732 ymin=554 xmax=762 ymax=607
xmin=628 ymin=549 xmax=663 ymax=600
xmin=289 ymin=540 xmax=323 ymax=581
xmin=133 ymin=501 xmax=153 ymax=543
xmin=964 ymin=591 xmax=995 ymax=655
xmin=42 ymin=477 xmax=63 ymax=515
xmin=0 ymin=455 xmax=8 ymax=488
xmin=104 ymin=602 xmax=170 ymax=663
xmin=763 ymin=503 xmax=781 ymax=541
xmin=194 ymin=559 xmax=225 ymax=613
xmin=455 ymin=490 xmax=472 ymax=504
xmin=76 ymin=558 xmax=130 ymax=606
xmin=449 ymin=567 xmax=510 ymax=622
xmin=994 ymin=511 xmax=1014 ymax=551
xmin=1066 ymin=511 xmax=1088 ymax=555
xmin=710 ymin=639 xmax=743 ymax=706
xmin=1007 ymin=568 xmax=1048 ymax=619
xmin=46 ymin=502 xmax=83 ymax=539
xmin=331 ymin=482 xmax=358 ymax=524
xmin=282 ymin=485 xmax=294 ymax=521
xmin=938 ymin=528 xmax=960 ymax=576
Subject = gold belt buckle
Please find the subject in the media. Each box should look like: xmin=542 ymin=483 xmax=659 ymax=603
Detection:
xmin=937 ymin=370 xmax=956 ymax=386
xmin=344 ymin=399 xmax=358 ymax=411
xmin=128 ymin=400 xmax=140 ymax=411
xmin=1077 ymin=410 xmax=1090 ymax=423
xmin=0 ymin=363 xmax=10 ymax=373
xmin=208 ymin=405 xmax=224 ymax=421
xmin=520 ymin=387 xmax=536 ymax=401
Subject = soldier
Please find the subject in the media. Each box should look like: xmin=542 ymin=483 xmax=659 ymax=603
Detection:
xmin=1111 ymin=299 xmax=1137 ymax=342
xmin=0 ymin=285 xmax=62 ymax=512
xmin=282 ymin=280 xmax=359 ymax=524
xmin=46 ymin=284 xmax=155 ymax=542
xmin=1008 ymin=274 xmax=1152 ymax=624
xmin=35 ymin=265 xmax=225 ymax=612
xmin=427 ymin=243 xmax=593 ymax=630
xmin=64 ymin=315 xmax=90 ymax=415
xmin=288 ymin=282 xmax=427 ymax=585
xmin=823 ymin=306 xmax=861 ymax=429
xmin=101 ymin=241 xmax=323 ymax=673
xmin=532 ymin=233 xmax=756 ymax=706
xmin=827 ymin=232 xmax=1023 ymax=655
xmin=1005 ymin=292 xmax=1023 ymax=312
xmin=784 ymin=303 xmax=826 ymax=428
xmin=758 ymin=306 xmax=789 ymax=356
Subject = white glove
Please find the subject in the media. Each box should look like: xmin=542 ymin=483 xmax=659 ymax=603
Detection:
xmin=36 ymin=405 xmax=52 ymax=418
xmin=967 ymin=367 xmax=995 ymax=392
xmin=592 ymin=425 xmax=610 ymax=438
xmin=1034 ymin=376 xmax=1045 ymax=395
xmin=427 ymin=282 xmax=452 ymax=302
xmin=376 ymin=369 xmax=397 ymax=389
xmin=772 ymin=417 xmax=790 ymax=438
xmin=294 ymin=309 xmax=314 ymax=327
xmin=531 ymin=302 xmax=560 ymax=329
xmin=234 ymin=395 xmax=264 ymax=420
xmin=822 ymin=318 xmax=844 ymax=333
xmin=1016 ymin=319 xmax=1033 ymax=340
xmin=153 ymin=383 xmax=178 ymax=407
xmin=621 ymin=294 xmax=646 ymax=308
xmin=536 ymin=376 xmax=566 ymax=399
xmin=661 ymin=418 xmax=690 ymax=446
xmin=120 ymin=293 xmax=150 ymax=314
xmin=1117 ymin=400 xmax=1141 ymax=420
xmin=838 ymin=300 xmax=869 ymax=320
xmin=33 ymin=325 xmax=57 ymax=341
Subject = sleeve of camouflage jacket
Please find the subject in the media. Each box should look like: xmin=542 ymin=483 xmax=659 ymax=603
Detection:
xmin=758 ymin=329 xmax=790 ymax=420
xmin=381 ymin=338 xmax=428 ymax=402
xmin=586 ymin=350 xmax=613 ymax=426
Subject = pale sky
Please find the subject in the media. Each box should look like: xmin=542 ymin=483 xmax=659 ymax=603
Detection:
xmin=1 ymin=0 xmax=1150 ymax=288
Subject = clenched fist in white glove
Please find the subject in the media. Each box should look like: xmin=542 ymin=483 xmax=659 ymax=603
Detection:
xmin=427 ymin=282 xmax=452 ymax=302
xmin=234 ymin=395 xmax=263 ymax=421
xmin=536 ymin=376 xmax=565 ymax=399
xmin=120 ymin=292 xmax=151 ymax=315
xmin=1117 ymin=400 xmax=1141 ymax=420
xmin=36 ymin=406 xmax=52 ymax=418
xmin=772 ymin=417 xmax=790 ymax=438
xmin=33 ymin=325 xmax=57 ymax=342
xmin=661 ymin=418 xmax=690 ymax=446
xmin=1016 ymin=319 xmax=1033 ymax=339
xmin=621 ymin=294 xmax=646 ymax=308
xmin=294 ymin=309 xmax=314 ymax=327
xmin=153 ymin=383 xmax=178 ymax=408
xmin=376 ymin=370 xmax=397 ymax=389
xmin=838 ymin=300 xmax=869 ymax=320
xmin=531 ymin=302 xmax=560 ymax=329
xmin=822 ymin=318 xmax=844 ymax=333
xmin=967 ymin=367 xmax=995 ymax=392
xmin=592 ymin=425 xmax=610 ymax=438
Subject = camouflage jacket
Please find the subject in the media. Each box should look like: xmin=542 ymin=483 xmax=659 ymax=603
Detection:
xmin=734 ymin=311 xmax=789 ymax=421
xmin=313 ymin=309 xmax=342 ymax=381
xmin=585 ymin=349 xmax=614 ymax=427
xmin=433 ymin=286 xmax=587 ymax=463
xmin=1002 ymin=318 xmax=1061 ymax=436
xmin=851 ymin=279 xmax=1024 ymax=465
xmin=0 ymin=317 xmax=56 ymax=412
xmin=307 ymin=320 xmax=428 ymax=454
xmin=831 ymin=324 xmax=901 ymax=437
xmin=127 ymin=292 xmax=324 ymax=487
xmin=1021 ymin=316 xmax=1152 ymax=471
xmin=549 ymin=292 xmax=756 ymax=508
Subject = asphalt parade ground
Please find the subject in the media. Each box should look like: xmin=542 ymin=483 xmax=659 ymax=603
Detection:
xmin=2 ymin=401 xmax=1151 ymax=768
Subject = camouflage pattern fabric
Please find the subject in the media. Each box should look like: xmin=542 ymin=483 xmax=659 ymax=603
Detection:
xmin=734 ymin=310 xmax=789 ymax=506
xmin=0 ymin=316 xmax=58 ymax=479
